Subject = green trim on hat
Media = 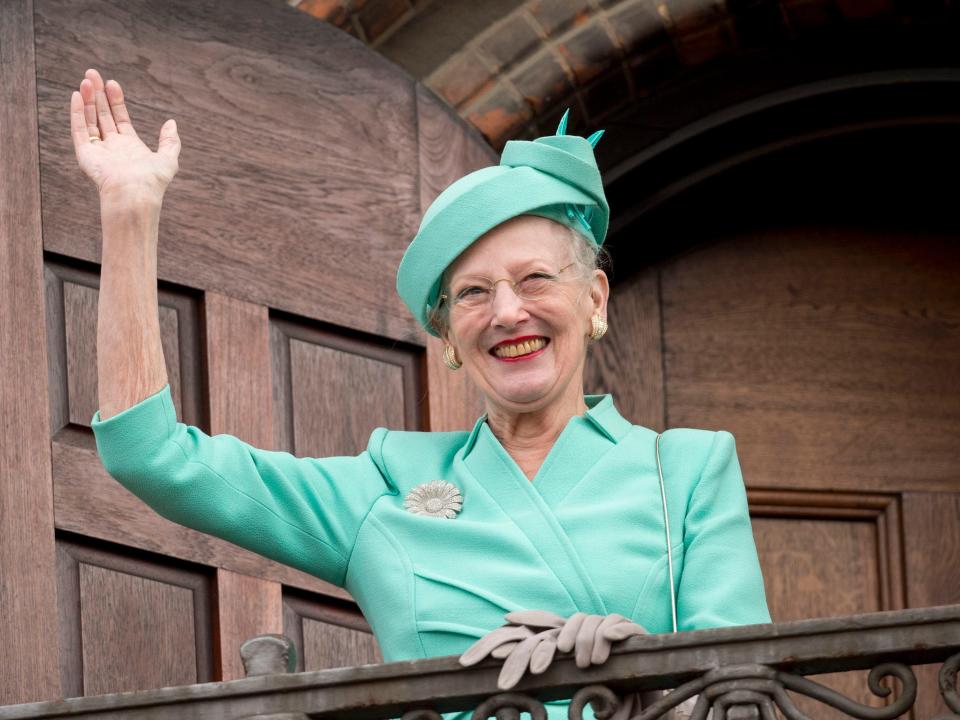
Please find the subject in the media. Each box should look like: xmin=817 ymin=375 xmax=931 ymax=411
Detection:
xmin=397 ymin=112 xmax=608 ymax=336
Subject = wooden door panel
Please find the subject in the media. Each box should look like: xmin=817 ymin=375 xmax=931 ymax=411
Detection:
xmin=660 ymin=229 xmax=960 ymax=494
xmin=303 ymin=620 xmax=382 ymax=671
xmin=271 ymin=315 xmax=424 ymax=457
xmin=56 ymin=538 xmax=213 ymax=698
xmin=291 ymin=340 xmax=404 ymax=457
xmin=35 ymin=0 xmax=424 ymax=344
xmin=283 ymin=592 xmax=382 ymax=672
xmin=584 ymin=265 xmax=665 ymax=431
xmin=61 ymin=282 xmax=183 ymax=427
xmin=750 ymin=492 xmax=906 ymax=720
xmin=44 ymin=258 xmax=204 ymax=435
xmin=903 ymin=492 xmax=960 ymax=720
xmin=754 ymin=517 xmax=882 ymax=621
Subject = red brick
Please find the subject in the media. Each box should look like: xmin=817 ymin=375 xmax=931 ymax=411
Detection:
xmin=355 ymin=0 xmax=413 ymax=42
xmin=607 ymin=0 xmax=671 ymax=55
xmin=427 ymin=50 xmax=497 ymax=108
xmin=555 ymin=20 xmax=620 ymax=85
xmin=296 ymin=0 xmax=351 ymax=29
xmin=662 ymin=0 xmax=728 ymax=34
xmin=526 ymin=0 xmax=592 ymax=37
xmin=510 ymin=49 xmax=577 ymax=114
xmin=478 ymin=13 xmax=542 ymax=72
xmin=465 ymin=83 xmax=534 ymax=148
xmin=674 ymin=20 xmax=736 ymax=66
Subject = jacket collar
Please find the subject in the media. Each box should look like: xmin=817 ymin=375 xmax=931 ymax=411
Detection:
xmin=461 ymin=393 xmax=632 ymax=457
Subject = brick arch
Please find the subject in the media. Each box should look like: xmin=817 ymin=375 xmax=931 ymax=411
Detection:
xmin=293 ymin=0 xmax=960 ymax=149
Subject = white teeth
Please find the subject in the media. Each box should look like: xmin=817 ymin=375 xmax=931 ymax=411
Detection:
xmin=494 ymin=338 xmax=546 ymax=358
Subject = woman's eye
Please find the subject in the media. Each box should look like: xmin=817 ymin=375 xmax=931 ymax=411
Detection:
xmin=517 ymin=273 xmax=554 ymax=294
xmin=456 ymin=286 xmax=487 ymax=300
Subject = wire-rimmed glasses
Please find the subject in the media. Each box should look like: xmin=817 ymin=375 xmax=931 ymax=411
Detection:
xmin=438 ymin=262 xmax=579 ymax=314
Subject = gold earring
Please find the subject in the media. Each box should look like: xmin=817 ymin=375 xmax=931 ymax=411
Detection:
xmin=442 ymin=344 xmax=462 ymax=370
xmin=590 ymin=314 xmax=608 ymax=341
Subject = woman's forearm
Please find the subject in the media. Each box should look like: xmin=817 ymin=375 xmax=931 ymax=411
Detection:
xmin=97 ymin=195 xmax=169 ymax=420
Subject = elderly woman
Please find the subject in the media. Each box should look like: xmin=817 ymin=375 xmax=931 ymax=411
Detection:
xmin=72 ymin=68 xmax=770 ymax=716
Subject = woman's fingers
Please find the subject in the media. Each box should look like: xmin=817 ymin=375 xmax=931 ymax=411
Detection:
xmin=458 ymin=625 xmax=533 ymax=667
xmin=491 ymin=641 xmax=519 ymax=660
xmin=85 ymin=68 xmax=118 ymax=137
xmin=79 ymin=78 xmax=100 ymax=140
xmin=70 ymin=91 xmax=96 ymax=154
xmin=557 ymin=612 xmax=586 ymax=653
xmin=157 ymin=119 xmax=181 ymax=161
xmin=528 ymin=629 xmax=560 ymax=674
xmin=591 ymin=614 xmax=625 ymax=665
xmin=575 ymin=614 xmax=603 ymax=668
xmin=602 ymin=619 xmax=648 ymax=642
xmin=497 ymin=633 xmax=542 ymax=690
xmin=105 ymin=79 xmax=136 ymax=136
xmin=505 ymin=609 xmax=566 ymax=629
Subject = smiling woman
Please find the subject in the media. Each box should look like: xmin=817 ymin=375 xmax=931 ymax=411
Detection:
xmin=77 ymin=66 xmax=770 ymax=719
xmin=435 ymin=216 xmax=610 ymax=466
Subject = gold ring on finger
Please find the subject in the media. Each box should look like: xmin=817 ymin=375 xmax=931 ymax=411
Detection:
xmin=89 ymin=135 xmax=102 ymax=142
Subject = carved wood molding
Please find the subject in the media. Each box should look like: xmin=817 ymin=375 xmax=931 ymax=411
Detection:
xmin=748 ymin=489 xmax=905 ymax=612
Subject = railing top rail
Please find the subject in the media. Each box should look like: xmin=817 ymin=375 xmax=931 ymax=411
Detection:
xmin=3 ymin=604 xmax=959 ymax=720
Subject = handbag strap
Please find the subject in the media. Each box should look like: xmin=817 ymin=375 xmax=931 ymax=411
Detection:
xmin=655 ymin=433 xmax=678 ymax=633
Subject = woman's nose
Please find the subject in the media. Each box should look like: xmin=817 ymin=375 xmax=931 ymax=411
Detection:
xmin=489 ymin=283 xmax=528 ymax=328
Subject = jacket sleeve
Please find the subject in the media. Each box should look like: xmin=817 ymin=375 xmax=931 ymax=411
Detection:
xmin=676 ymin=430 xmax=771 ymax=630
xmin=91 ymin=384 xmax=393 ymax=587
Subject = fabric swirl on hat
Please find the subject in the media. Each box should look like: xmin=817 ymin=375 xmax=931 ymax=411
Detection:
xmin=396 ymin=111 xmax=608 ymax=336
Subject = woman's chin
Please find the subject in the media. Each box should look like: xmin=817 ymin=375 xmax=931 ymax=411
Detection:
xmin=483 ymin=376 xmax=558 ymax=410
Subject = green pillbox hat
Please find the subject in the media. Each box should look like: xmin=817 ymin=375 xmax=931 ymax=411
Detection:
xmin=397 ymin=111 xmax=609 ymax=336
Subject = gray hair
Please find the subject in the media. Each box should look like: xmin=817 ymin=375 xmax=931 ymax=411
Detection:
xmin=427 ymin=220 xmax=608 ymax=337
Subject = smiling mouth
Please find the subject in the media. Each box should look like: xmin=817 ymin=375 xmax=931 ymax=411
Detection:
xmin=491 ymin=337 xmax=549 ymax=359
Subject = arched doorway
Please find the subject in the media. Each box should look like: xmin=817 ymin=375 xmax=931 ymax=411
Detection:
xmin=587 ymin=74 xmax=960 ymax=719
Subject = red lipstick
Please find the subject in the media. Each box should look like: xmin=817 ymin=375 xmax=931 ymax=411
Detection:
xmin=490 ymin=335 xmax=549 ymax=362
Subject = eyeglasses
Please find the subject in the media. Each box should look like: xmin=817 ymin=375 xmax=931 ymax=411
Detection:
xmin=438 ymin=262 xmax=579 ymax=313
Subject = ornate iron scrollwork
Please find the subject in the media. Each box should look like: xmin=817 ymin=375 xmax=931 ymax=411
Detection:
xmin=402 ymin=710 xmax=446 ymax=720
xmin=566 ymin=662 xmax=918 ymax=720
xmin=934 ymin=652 xmax=960 ymax=720
xmin=472 ymin=692 xmax=547 ymax=720
xmin=569 ymin=685 xmax=621 ymax=720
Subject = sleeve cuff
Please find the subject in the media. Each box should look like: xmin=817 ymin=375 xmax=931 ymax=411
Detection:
xmin=91 ymin=384 xmax=176 ymax=475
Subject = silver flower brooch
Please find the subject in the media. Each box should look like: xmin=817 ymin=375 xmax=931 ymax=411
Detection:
xmin=404 ymin=480 xmax=463 ymax=519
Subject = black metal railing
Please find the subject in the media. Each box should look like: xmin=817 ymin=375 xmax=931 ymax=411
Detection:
xmin=1 ymin=605 xmax=958 ymax=720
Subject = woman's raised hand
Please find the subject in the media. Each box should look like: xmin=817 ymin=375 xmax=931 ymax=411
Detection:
xmin=70 ymin=68 xmax=180 ymax=203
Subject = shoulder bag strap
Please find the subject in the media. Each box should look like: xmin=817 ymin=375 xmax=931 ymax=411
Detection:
xmin=655 ymin=433 xmax=678 ymax=633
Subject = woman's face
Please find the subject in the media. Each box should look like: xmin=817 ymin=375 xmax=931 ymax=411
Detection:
xmin=442 ymin=215 xmax=609 ymax=416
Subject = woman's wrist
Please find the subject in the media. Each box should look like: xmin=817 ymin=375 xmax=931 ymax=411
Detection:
xmin=99 ymin=195 xmax=162 ymax=256
xmin=99 ymin=187 xmax=165 ymax=216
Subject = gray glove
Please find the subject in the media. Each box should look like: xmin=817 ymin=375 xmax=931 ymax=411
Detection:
xmin=459 ymin=610 xmax=648 ymax=690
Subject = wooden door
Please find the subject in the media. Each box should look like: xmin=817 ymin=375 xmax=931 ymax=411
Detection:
xmin=586 ymin=132 xmax=960 ymax=719
xmin=1 ymin=0 xmax=491 ymax=703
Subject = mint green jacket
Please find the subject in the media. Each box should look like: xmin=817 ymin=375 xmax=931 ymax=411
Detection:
xmin=92 ymin=385 xmax=769 ymax=709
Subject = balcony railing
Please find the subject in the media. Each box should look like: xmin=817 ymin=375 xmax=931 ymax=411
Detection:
xmin=1 ymin=605 xmax=958 ymax=720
